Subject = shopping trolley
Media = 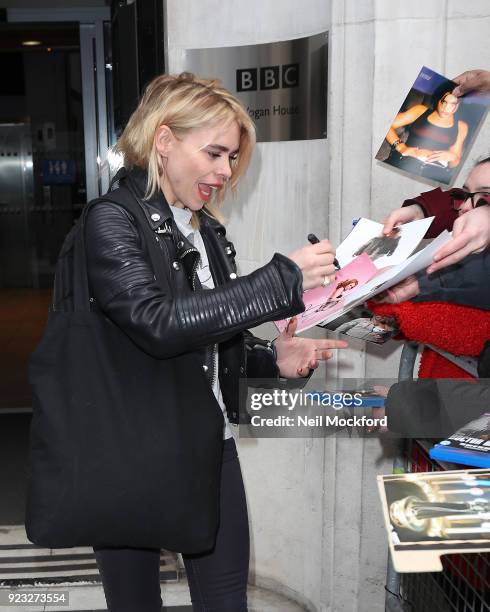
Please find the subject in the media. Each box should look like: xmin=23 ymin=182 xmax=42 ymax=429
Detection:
xmin=384 ymin=342 xmax=489 ymax=612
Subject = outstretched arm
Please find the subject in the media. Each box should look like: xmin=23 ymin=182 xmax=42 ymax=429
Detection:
xmin=86 ymin=202 xmax=306 ymax=359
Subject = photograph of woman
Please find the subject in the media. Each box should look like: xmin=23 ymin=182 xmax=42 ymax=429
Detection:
xmin=26 ymin=72 xmax=349 ymax=612
xmin=381 ymin=86 xmax=468 ymax=183
xmin=335 ymin=314 xmax=398 ymax=344
xmin=376 ymin=66 xmax=490 ymax=185
xmin=297 ymin=278 xmax=359 ymax=326
xmin=317 ymin=278 xmax=359 ymax=311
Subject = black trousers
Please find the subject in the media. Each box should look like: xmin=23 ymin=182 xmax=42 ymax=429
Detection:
xmin=93 ymin=438 xmax=249 ymax=612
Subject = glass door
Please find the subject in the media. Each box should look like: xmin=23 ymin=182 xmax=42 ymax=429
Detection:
xmin=0 ymin=7 xmax=110 ymax=412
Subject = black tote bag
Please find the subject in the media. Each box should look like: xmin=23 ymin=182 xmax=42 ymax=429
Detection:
xmin=25 ymin=192 xmax=224 ymax=553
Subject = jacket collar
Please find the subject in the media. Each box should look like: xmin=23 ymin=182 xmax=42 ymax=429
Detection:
xmin=112 ymin=165 xmax=174 ymax=231
xmin=199 ymin=207 xmax=227 ymax=236
xmin=111 ymin=165 xmax=227 ymax=236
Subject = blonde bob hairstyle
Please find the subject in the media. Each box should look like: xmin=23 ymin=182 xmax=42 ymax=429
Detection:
xmin=114 ymin=72 xmax=256 ymax=225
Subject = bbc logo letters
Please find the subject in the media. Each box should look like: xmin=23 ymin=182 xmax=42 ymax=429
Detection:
xmin=236 ymin=64 xmax=299 ymax=92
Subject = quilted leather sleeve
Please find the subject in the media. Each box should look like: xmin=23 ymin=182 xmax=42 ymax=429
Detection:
xmin=85 ymin=202 xmax=305 ymax=359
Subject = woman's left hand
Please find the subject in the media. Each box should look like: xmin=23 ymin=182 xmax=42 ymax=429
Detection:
xmin=425 ymin=150 xmax=458 ymax=164
xmin=274 ymin=317 xmax=349 ymax=378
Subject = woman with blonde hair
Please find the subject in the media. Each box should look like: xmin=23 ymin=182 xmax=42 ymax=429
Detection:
xmin=73 ymin=72 xmax=346 ymax=611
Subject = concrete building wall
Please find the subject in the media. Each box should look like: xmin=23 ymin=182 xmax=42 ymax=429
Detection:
xmin=165 ymin=1 xmax=490 ymax=610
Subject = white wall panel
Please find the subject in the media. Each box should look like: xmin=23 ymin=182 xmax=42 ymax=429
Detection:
xmin=447 ymin=0 xmax=490 ymax=19
xmin=374 ymin=0 xmax=447 ymax=21
xmin=166 ymin=0 xmax=331 ymax=49
xmin=341 ymin=1 xmax=376 ymax=25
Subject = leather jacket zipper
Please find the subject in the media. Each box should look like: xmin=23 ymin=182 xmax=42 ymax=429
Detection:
xmin=154 ymin=226 xmax=200 ymax=288
xmin=183 ymin=246 xmax=217 ymax=387
xmin=180 ymin=246 xmax=200 ymax=290
xmin=155 ymin=226 xmax=215 ymax=387
xmin=210 ymin=343 xmax=217 ymax=389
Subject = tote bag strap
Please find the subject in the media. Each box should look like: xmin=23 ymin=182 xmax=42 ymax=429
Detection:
xmin=72 ymin=187 xmax=174 ymax=313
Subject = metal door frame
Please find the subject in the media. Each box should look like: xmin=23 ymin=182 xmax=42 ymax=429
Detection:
xmin=7 ymin=6 xmax=111 ymax=201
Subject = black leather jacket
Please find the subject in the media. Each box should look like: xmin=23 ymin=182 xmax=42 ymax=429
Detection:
xmin=83 ymin=167 xmax=305 ymax=424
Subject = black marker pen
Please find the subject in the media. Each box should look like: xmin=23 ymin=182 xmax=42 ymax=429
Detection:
xmin=307 ymin=234 xmax=340 ymax=270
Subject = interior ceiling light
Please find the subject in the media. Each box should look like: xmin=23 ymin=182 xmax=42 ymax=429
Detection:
xmin=22 ymin=40 xmax=42 ymax=46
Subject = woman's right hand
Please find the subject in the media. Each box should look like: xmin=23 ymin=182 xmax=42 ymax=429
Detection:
xmin=382 ymin=204 xmax=425 ymax=234
xmin=288 ymin=240 xmax=336 ymax=290
xmin=427 ymin=205 xmax=490 ymax=273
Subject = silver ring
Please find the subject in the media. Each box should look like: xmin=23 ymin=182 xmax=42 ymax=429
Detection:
xmin=322 ymin=275 xmax=330 ymax=288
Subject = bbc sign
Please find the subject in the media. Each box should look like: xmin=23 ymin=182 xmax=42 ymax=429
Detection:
xmin=183 ymin=32 xmax=328 ymax=142
xmin=236 ymin=64 xmax=299 ymax=92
